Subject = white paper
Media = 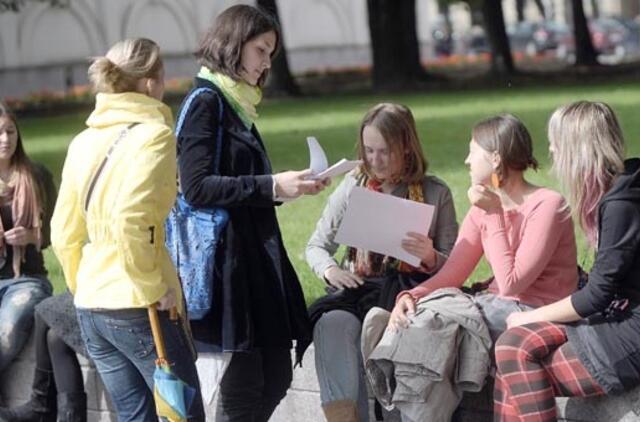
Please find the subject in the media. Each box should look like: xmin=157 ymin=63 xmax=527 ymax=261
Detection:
xmin=315 ymin=158 xmax=361 ymax=179
xmin=307 ymin=136 xmax=361 ymax=179
xmin=334 ymin=187 xmax=435 ymax=267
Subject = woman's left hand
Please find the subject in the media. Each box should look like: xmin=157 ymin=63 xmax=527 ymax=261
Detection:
xmin=506 ymin=310 xmax=539 ymax=329
xmin=402 ymin=232 xmax=436 ymax=268
xmin=4 ymin=226 xmax=36 ymax=246
xmin=467 ymin=185 xmax=501 ymax=212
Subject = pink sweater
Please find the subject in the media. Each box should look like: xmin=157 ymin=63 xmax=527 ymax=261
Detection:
xmin=408 ymin=188 xmax=578 ymax=307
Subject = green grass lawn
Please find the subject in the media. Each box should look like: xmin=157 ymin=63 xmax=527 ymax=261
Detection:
xmin=21 ymin=81 xmax=640 ymax=303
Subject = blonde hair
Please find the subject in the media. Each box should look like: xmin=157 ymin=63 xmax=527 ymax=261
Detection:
xmin=88 ymin=38 xmax=162 ymax=93
xmin=357 ymin=103 xmax=427 ymax=184
xmin=548 ymin=101 xmax=625 ymax=246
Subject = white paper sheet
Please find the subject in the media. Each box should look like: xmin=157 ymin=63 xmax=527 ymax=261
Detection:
xmin=307 ymin=136 xmax=361 ymax=179
xmin=334 ymin=187 xmax=435 ymax=267
xmin=315 ymin=158 xmax=361 ymax=179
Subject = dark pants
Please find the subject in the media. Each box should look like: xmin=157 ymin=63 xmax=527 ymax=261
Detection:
xmin=33 ymin=312 xmax=83 ymax=394
xmin=216 ymin=347 xmax=292 ymax=422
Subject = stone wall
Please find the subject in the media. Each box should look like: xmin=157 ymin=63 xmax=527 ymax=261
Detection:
xmin=3 ymin=339 xmax=640 ymax=422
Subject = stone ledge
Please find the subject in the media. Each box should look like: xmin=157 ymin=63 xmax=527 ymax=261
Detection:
xmin=0 ymin=334 xmax=117 ymax=422
xmin=3 ymin=337 xmax=640 ymax=421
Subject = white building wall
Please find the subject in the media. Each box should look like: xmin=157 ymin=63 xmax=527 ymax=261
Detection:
xmin=0 ymin=0 xmax=636 ymax=97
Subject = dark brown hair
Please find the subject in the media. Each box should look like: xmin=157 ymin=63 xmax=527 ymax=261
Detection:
xmin=472 ymin=114 xmax=539 ymax=185
xmin=357 ymin=103 xmax=427 ymax=184
xmin=196 ymin=5 xmax=280 ymax=87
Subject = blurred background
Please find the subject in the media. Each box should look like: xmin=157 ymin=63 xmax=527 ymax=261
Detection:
xmin=1 ymin=0 xmax=640 ymax=101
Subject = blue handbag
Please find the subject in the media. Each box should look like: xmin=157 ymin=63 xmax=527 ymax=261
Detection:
xmin=165 ymin=87 xmax=229 ymax=320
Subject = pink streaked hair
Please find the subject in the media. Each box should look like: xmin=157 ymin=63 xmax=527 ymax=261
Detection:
xmin=548 ymin=101 xmax=625 ymax=247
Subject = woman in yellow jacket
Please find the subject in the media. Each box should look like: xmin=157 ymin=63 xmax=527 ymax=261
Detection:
xmin=50 ymin=38 xmax=204 ymax=421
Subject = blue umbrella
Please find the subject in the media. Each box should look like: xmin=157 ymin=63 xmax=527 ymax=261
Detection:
xmin=148 ymin=305 xmax=196 ymax=421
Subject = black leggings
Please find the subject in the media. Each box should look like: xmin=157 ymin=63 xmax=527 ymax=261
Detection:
xmin=33 ymin=312 xmax=83 ymax=394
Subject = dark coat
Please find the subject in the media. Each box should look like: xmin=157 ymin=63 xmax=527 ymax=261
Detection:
xmin=177 ymin=78 xmax=311 ymax=355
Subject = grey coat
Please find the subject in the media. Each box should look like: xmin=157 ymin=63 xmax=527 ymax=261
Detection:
xmin=361 ymin=288 xmax=492 ymax=422
xmin=305 ymin=171 xmax=459 ymax=279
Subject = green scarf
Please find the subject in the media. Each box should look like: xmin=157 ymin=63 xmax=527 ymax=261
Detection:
xmin=197 ymin=67 xmax=261 ymax=129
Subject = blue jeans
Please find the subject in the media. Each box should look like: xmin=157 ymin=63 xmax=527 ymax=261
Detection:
xmin=77 ymin=308 xmax=205 ymax=422
xmin=473 ymin=293 xmax=534 ymax=342
xmin=314 ymin=310 xmax=370 ymax=421
xmin=0 ymin=275 xmax=52 ymax=372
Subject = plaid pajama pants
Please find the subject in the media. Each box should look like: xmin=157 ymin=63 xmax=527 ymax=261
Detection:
xmin=493 ymin=322 xmax=604 ymax=422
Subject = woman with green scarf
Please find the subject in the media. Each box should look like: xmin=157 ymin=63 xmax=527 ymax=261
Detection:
xmin=175 ymin=5 xmax=327 ymax=422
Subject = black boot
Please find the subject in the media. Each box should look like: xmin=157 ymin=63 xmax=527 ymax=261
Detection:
xmin=0 ymin=368 xmax=56 ymax=422
xmin=56 ymin=392 xmax=87 ymax=422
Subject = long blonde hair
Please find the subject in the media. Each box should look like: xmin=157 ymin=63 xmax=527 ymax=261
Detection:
xmin=548 ymin=101 xmax=625 ymax=246
xmin=88 ymin=38 xmax=162 ymax=93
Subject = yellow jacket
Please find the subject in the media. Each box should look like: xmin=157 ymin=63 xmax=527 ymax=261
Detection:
xmin=51 ymin=92 xmax=181 ymax=309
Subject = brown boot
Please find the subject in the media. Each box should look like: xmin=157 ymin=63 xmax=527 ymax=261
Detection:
xmin=322 ymin=400 xmax=359 ymax=422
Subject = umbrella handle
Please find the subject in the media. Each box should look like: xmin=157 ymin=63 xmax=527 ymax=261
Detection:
xmin=148 ymin=304 xmax=168 ymax=362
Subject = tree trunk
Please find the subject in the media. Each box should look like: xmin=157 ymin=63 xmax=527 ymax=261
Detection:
xmin=437 ymin=0 xmax=451 ymax=27
xmin=516 ymin=0 xmax=546 ymax=22
xmin=256 ymin=0 xmax=301 ymax=96
xmin=533 ymin=0 xmax=546 ymax=18
xmin=571 ymin=0 xmax=598 ymax=66
xmin=367 ymin=0 xmax=424 ymax=90
xmin=481 ymin=0 xmax=515 ymax=74
xmin=590 ymin=0 xmax=600 ymax=18
xmin=516 ymin=0 xmax=525 ymax=22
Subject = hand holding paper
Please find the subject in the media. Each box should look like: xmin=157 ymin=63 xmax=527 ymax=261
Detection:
xmin=307 ymin=136 xmax=361 ymax=180
xmin=334 ymin=187 xmax=435 ymax=267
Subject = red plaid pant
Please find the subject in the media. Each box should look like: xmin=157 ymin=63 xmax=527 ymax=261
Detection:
xmin=493 ymin=322 xmax=604 ymax=422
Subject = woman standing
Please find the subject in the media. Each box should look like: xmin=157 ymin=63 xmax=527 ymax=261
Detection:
xmin=51 ymin=38 xmax=204 ymax=421
xmin=0 ymin=103 xmax=56 ymax=400
xmin=494 ymin=101 xmax=640 ymax=421
xmin=176 ymin=5 xmax=326 ymax=421
xmin=306 ymin=103 xmax=458 ymax=421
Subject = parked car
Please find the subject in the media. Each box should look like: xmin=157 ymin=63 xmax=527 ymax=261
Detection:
xmin=507 ymin=20 xmax=570 ymax=56
xmin=590 ymin=17 xmax=628 ymax=56
xmin=432 ymin=23 xmax=454 ymax=57
xmin=466 ymin=26 xmax=490 ymax=55
xmin=556 ymin=17 xmax=640 ymax=63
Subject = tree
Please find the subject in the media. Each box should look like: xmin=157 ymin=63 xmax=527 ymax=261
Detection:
xmin=515 ymin=0 xmax=546 ymax=22
xmin=571 ymin=0 xmax=598 ymax=66
xmin=590 ymin=0 xmax=600 ymax=19
xmin=367 ymin=0 xmax=424 ymax=90
xmin=480 ymin=0 xmax=514 ymax=74
xmin=256 ymin=0 xmax=301 ymax=96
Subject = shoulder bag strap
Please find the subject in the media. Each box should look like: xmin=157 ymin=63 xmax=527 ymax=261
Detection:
xmin=84 ymin=122 xmax=140 ymax=212
xmin=172 ymin=88 xmax=225 ymax=280
xmin=175 ymin=87 xmax=225 ymax=174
